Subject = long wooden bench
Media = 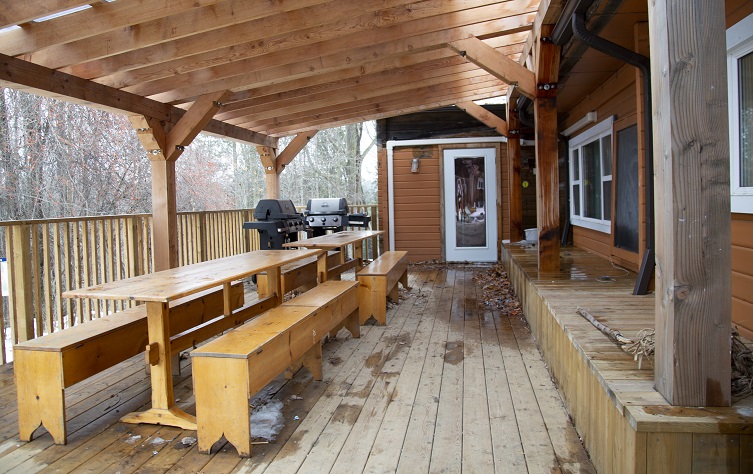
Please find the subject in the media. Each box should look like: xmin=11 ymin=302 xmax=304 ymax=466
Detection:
xmin=191 ymin=280 xmax=360 ymax=457
xmin=14 ymin=283 xmax=246 ymax=445
xmin=256 ymin=250 xmax=357 ymax=297
xmin=356 ymin=250 xmax=409 ymax=325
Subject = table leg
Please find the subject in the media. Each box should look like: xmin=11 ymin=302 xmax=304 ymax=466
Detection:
xmin=266 ymin=266 xmax=282 ymax=304
xmin=120 ymin=301 xmax=196 ymax=430
xmin=317 ymin=251 xmax=328 ymax=283
xmin=354 ymin=241 xmax=364 ymax=271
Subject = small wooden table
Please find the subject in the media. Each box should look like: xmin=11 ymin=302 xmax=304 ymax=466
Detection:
xmin=283 ymin=230 xmax=384 ymax=280
xmin=62 ymin=249 xmax=323 ymax=430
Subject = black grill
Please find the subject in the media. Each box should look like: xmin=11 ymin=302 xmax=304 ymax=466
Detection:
xmin=243 ymin=199 xmax=305 ymax=250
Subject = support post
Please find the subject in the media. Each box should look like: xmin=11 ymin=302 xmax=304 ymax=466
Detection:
xmin=534 ymin=25 xmax=560 ymax=272
xmin=150 ymin=159 xmax=179 ymax=271
xmin=258 ymin=146 xmax=280 ymax=199
xmin=648 ymin=0 xmax=731 ymax=406
xmin=507 ymin=104 xmax=523 ymax=242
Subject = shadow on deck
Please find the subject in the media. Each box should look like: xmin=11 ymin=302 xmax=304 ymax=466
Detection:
xmin=0 ymin=265 xmax=594 ymax=473
xmin=502 ymin=242 xmax=753 ymax=473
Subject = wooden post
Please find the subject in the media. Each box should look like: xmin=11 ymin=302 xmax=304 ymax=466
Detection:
xmin=648 ymin=0 xmax=731 ymax=406
xmin=10 ymin=224 xmax=34 ymax=342
xmin=258 ymin=146 xmax=280 ymax=199
xmin=150 ymin=159 xmax=179 ymax=272
xmin=507 ymin=105 xmax=523 ymax=242
xmin=534 ymin=25 xmax=560 ymax=272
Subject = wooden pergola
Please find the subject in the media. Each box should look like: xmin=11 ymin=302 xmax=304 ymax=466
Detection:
xmin=0 ymin=0 xmax=732 ymax=409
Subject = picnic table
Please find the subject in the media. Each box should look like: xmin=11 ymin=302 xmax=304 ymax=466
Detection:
xmin=62 ymin=248 xmax=323 ymax=430
xmin=283 ymin=230 xmax=384 ymax=280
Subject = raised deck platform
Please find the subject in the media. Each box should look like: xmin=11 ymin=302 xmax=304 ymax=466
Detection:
xmin=502 ymin=242 xmax=753 ymax=473
xmin=0 ymin=265 xmax=594 ymax=473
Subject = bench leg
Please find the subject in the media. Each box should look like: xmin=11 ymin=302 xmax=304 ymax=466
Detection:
xmin=15 ymin=350 xmax=67 ymax=445
xmin=388 ymin=283 xmax=399 ymax=302
xmin=300 ymin=343 xmax=323 ymax=381
xmin=193 ymin=357 xmax=252 ymax=457
xmin=343 ymin=308 xmax=361 ymax=339
xmin=399 ymin=268 xmax=410 ymax=290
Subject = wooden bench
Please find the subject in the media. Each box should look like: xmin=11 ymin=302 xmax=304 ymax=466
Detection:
xmin=191 ymin=280 xmax=360 ymax=457
xmin=256 ymin=250 xmax=357 ymax=297
xmin=14 ymin=283 xmax=246 ymax=445
xmin=356 ymin=250 xmax=409 ymax=325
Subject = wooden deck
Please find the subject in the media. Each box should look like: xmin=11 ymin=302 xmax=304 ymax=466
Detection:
xmin=502 ymin=243 xmax=753 ymax=473
xmin=0 ymin=265 xmax=594 ymax=473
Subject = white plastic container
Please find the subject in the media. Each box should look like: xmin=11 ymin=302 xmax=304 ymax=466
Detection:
xmin=524 ymin=228 xmax=538 ymax=243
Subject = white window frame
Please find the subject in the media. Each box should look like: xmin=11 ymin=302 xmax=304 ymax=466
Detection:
xmin=728 ymin=12 xmax=753 ymax=214
xmin=569 ymin=116 xmax=614 ymax=233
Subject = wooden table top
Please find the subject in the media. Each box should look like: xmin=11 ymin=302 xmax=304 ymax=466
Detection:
xmin=63 ymin=249 xmax=323 ymax=303
xmin=282 ymin=230 xmax=384 ymax=249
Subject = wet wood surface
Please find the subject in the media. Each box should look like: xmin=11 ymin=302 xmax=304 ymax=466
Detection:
xmin=0 ymin=264 xmax=593 ymax=473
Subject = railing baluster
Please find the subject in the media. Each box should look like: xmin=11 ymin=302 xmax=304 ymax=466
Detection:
xmin=31 ymin=224 xmax=42 ymax=337
xmin=42 ymin=224 xmax=54 ymax=335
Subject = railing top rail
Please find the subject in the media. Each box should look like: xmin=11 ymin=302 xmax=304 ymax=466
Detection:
xmin=0 ymin=205 xmax=377 ymax=227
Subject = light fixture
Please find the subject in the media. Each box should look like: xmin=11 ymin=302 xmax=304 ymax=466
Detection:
xmin=562 ymin=111 xmax=598 ymax=137
xmin=411 ymin=158 xmax=420 ymax=173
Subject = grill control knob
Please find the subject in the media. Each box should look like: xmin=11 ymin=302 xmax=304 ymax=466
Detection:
xmin=308 ymin=217 xmax=314 ymax=222
xmin=333 ymin=217 xmax=339 ymax=223
xmin=320 ymin=218 xmax=326 ymax=223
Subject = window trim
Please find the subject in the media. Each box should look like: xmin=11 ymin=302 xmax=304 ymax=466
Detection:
xmin=569 ymin=116 xmax=614 ymax=233
xmin=727 ymin=12 xmax=753 ymax=214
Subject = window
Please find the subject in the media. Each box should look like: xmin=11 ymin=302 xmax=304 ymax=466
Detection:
xmin=728 ymin=12 xmax=753 ymax=213
xmin=569 ymin=116 xmax=614 ymax=233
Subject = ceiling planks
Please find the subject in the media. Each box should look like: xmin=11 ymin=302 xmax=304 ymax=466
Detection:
xmin=0 ymin=0 xmax=545 ymax=143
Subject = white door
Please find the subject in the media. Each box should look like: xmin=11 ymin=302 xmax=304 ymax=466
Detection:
xmin=443 ymin=148 xmax=498 ymax=262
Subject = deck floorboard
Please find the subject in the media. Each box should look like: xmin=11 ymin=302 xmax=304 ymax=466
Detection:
xmin=0 ymin=265 xmax=593 ymax=473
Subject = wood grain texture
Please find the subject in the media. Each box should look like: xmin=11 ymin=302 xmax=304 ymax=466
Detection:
xmin=507 ymin=106 xmax=523 ymax=241
xmin=534 ymin=24 xmax=561 ymax=272
xmin=648 ymin=0 xmax=732 ymax=406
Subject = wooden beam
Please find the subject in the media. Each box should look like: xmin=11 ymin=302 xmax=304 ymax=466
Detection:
xmin=62 ymin=0 xmax=422 ymax=78
xmin=263 ymin=83 xmax=507 ymax=137
xmin=220 ymin=33 xmax=528 ymax=106
xmin=166 ymin=90 xmax=229 ymax=161
xmin=533 ymin=25 xmax=560 ymax=272
xmin=276 ymin=130 xmax=317 ymax=173
xmin=0 ymin=0 xmax=90 ymax=29
xmin=257 ymin=146 xmax=280 ymax=199
xmin=516 ymin=0 xmax=567 ymax=69
xmin=25 ymin=0 xmax=336 ymax=70
xmin=0 ymin=0 xmax=224 ymax=57
xmin=129 ymin=115 xmax=167 ymax=160
xmin=133 ymin=12 xmax=535 ymax=103
xmin=225 ymin=67 xmax=495 ymax=125
xmin=455 ymin=101 xmax=508 ymax=136
xmin=448 ymin=36 xmax=536 ymax=99
xmin=507 ymin=105 xmax=523 ymax=241
xmin=239 ymin=77 xmax=506 ymax=132
xmin=649 ymin=0 xmax=731 ymax=406
xmin=0 ymin=52 xmax=274 ymax=147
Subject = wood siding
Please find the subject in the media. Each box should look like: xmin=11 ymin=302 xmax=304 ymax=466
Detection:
xmin=392 ymin=147 xmax=442 ymax=261
xmin=565 ymin=63 xmax=642 ymax=271
xmin=732 ymin=214 xmax=753 ymax=340
xmin=727 ymin=2 xmax=753 ymax=341
xmin=381 ymin=142 xmax=507 ymax=262
xmin=726 ymin=0 xmax=753 ymax=27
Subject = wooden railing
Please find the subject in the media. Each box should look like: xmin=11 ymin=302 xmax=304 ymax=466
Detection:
xmin=0 ymin=205 xmax=379 ymax=363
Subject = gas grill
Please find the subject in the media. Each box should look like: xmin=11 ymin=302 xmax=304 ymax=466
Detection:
xmin=243 ymin=199 xmax=306 ymax=249
xmin=304 ymin=198 xmax=371 ymax=237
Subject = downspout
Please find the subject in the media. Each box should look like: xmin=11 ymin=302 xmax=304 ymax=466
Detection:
xmin=570 ymin=11 xmax=655 ymax=295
